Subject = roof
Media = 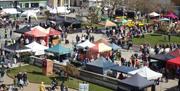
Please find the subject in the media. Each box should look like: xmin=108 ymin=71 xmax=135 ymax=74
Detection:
xmin=87 ymin=57 xmax=117 ymax=69
xmin=14 ymin=25 xmax=31 ymax=34
xmin=45 ymin=44 xmax=71 ymax=55
xmin=128 ymin=66 xmax=162 ymax=80
xmin=77 ymin=40 xmax=95 ymax=48
xmin=25 ymin=26 xmax=48 ymax=37
xmin=99 ymin=20 xmax=117 ymax=27
xmin=46 ymin=27 xmax=61 ymax=36
xmin=168 ymin=49 xmax=180 ymax=57
xmin=109 ymin=43 xmax=121 ymax=51
xmin=25 ymin=41 xmax=48 ymax=55
xmin=167 ymin=57 xmax=180 ymax=67
xmin=3 ymin=43 xmax=31 ymax=53
xmin=90 ymin=43 xmax=112 ymax=53
xmin=111 ymin=66 xmax=136 ymax=74
xmin=150 ymin=54 xmax=175 ymax=61
xmin=120 ymin=74 xmax=154 ymax=90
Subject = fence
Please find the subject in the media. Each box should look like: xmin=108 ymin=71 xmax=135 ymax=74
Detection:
xmin=29 ymin=56 xmax=137 ymax=91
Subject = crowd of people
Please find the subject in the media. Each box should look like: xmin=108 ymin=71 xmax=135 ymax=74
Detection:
xmin=14 ymin=72 xmax=28 ymax=89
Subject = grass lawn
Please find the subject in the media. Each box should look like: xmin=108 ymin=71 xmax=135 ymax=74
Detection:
xmin=7 ymin=65 xmax=112 ymax=91
xmin=132 ymin=34 xmax=180 ymax=46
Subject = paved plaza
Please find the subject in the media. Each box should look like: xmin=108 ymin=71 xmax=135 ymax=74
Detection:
xmin=0 ymin=30 xmax=178 ymax=91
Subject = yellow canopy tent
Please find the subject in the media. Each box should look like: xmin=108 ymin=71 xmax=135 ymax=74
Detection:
xmin=126 ymin=20 xmax=135 ymax=27
xmin=136 ymin=21 xmax=144 ymax=26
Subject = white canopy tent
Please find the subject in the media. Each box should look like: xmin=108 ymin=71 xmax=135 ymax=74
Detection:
xmin=128 ymin=66 xmax=162 ymax=80
xmin=25 ymin=41 xmax=48 ymax=55
xmin=149 ymin=12 xmax=160 ymax=17
xmin=3 ymin=8 xmax=21 ymax=15
xmin=21 ymin=10 xmax=39 ymax=20
xmin=77 ymin=40 xmax=95 ymax=48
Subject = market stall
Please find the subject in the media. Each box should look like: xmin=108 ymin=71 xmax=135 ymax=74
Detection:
xmin=168 ymin=48 xmax=180 ymax=57
xmin=88 ymin=43 xmax=112 ymax=59
xmin=25 ymin=41 xmax=48 ymax=55
xmin=167 ymin=57 xmax=180 ymax=68
xmin=128 ymin=66 xmax=162 ymax=80
xmin=99 ymin=20 xmax=117 ymax=27
xmin=86 ymin=57 xmax=118 ymax=74
xmin=119 ymin=74 xmax=155 ymax=91
xmin=77 ymin=40 xmax=95 ymax=49
xmin=149 ymin=12 xmax=160 ymax=17
xmin=45 ymin=44 xmax=71 ymax=56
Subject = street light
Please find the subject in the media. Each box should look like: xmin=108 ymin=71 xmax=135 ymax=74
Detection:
xmin=64 ymin=4 xmax=68 ymax=21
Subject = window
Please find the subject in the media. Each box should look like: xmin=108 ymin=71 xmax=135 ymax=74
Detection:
xmin=31 ymin=3 xmax=39 ymax=8
xmin=25 ymin=3 xmax=29 ymax=8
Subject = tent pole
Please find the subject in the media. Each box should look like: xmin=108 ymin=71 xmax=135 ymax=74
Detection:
xmin=151 ymin=85 xmax=156 ymax=91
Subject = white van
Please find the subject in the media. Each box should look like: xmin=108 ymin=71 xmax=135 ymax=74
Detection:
xmin=57 ymin=7 xmax=71 ymax=14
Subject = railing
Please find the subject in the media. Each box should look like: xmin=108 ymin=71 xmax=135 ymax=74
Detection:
xmin=29 ymin=56 xmax=131 ymax=90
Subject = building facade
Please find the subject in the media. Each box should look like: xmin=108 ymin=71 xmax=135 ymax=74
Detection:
xmin=19 ymin=0 xmax=47 ymax=9
xmin=48 ymin=0 xmax=71 ymax=8
xmin=0 ymin=0 xmax=17 ymax=8
xmin=48 ymin=0 xmax=96 ymax=8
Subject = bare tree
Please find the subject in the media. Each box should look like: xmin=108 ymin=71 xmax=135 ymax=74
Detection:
xmin=127 ymin=0 xmax=175 ymax=14
xmin=102 ymin=0 xmax=123 ymax=17
xmin=156 ymin=0 xmax=175 ymax=13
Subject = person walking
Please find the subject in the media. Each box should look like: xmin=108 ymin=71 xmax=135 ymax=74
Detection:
xmin=60 ymin=82 xmax=65 ymax=91
xmin=10 ymin=30 xmax=12 ymax=38
xmin=39 ymin=82 xmax=46 ymax=91
xmin=23 ymin=72 xmax=28 ymax=86
xmin=51 ymin=78 xmax=58 ymax=90
xmin=4 ymin=30 xmax=7 ymax=39
xmin=65 ymin=86 xmax=68 ymax=91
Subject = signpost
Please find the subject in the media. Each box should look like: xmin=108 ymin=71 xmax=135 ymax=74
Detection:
xmin=79 ymin=83 xmax=89 ymax=91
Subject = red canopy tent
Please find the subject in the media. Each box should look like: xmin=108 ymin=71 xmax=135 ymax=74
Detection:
xmin=24 ymin=27 xmax=48 ymax=46
xmin=168 ymin=49 xmax=180 ymax=57
xmin=88 ymin=43 xmax=112 ymax=59
xmin=25 ymin=28 xmax=48 ymax=37
xmin=46 ymin=27 xmax=61 ymax=36
xmin=167 ymin=57 xmax=180 ymax=68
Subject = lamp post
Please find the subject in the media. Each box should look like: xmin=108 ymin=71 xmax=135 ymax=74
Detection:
xmin=64 ymin=4 xmax=68 ymax=21
xmin=16 ymin=53 xmax=21 ymax=71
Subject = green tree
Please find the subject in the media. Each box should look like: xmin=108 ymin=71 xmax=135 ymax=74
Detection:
xmin=86 ymin=6 xmax=100 ymax=27
xmin=44 ymin=10 xmax=51 ymax=19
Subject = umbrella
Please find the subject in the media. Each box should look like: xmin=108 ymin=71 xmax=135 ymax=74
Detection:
xmin=121 ymin=19 xmax=128 ymax=25
xmin=165 ymin=12 xmax=178 ymax=19
xmin=99 ymin=20 xmax=117 ymax=27
xmin=149 ymin=12 xmax=160 ymax=17
xmin=159 ymin=18 xmax=170 ymax=21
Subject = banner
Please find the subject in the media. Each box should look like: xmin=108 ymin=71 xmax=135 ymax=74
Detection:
xmin=79 ymin=83 xmax=89 ymax=91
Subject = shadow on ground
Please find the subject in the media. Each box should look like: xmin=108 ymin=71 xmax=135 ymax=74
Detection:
xmin=165 ymin=86 xmax=179 ymax=91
